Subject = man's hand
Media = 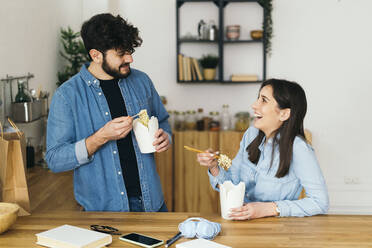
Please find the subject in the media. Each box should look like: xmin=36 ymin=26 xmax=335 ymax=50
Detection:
xmin=152 ymin=128 xmax=170 ymax=153
xmin=98 ymin=116 xmax=133 ymax=142
xmin=86 ymin=116 xmax=133 ymax=156
xmin=228 ymin=202 xmax=278 ymax=220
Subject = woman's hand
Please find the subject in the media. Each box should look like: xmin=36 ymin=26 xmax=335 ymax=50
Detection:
xmin=196 ymin=149 xmax=219 ymax=176
xmin=229 ymin=202 xmax=278 ymax=220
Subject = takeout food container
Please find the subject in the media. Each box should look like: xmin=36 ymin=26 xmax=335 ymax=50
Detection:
xmin=133 ymin=116 xmax=159 ymax=153
xmin=219 ymin=181 xmax=245 ymax=220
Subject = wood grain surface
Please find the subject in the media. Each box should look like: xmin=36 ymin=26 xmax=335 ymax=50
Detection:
xmin=2 ymin=211 xmax=372 ymax=248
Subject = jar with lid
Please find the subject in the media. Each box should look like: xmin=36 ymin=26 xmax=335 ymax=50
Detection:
xmin=220 ymin=104 xmax=231 ymax=131
xmin=196 ymin=108 xmax=204 ymax=131
xmin=209 ymin=111 xmax=220 ymax=131
xmin=234 ymin=112 xmax=250 ymax=131
xmin=185 ymin=110 xmax=197 ymax=130
xmin=175 ymin=111 xmax=185 ymax=131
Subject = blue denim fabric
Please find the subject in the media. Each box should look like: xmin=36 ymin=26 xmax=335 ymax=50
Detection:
xmin=208 ymin=127 xmax=329 ymax=217
xmin=46 ymin=63 xmax=171 ymax=212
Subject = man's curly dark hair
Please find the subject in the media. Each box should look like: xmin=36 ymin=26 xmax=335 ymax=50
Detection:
xmin=81 ymin=13 xmax=142 ymax=59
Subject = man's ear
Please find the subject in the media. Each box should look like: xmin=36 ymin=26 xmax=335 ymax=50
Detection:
xmin=89 ymin=49 xmax=103 ymax=64
xmin=280 ymin=108 xmax=291 ymax=122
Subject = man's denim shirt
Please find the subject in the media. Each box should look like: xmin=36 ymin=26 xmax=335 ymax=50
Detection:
xmin=46 ymin=64 xmax=172 ymax=211
xmin=209 ymin=127 xmax=329 ymax=217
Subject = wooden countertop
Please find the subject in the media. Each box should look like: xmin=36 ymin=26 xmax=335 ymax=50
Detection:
xmin=2 ymin=211 xmax=372 ymax=247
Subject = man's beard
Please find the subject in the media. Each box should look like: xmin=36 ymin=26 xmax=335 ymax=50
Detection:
xmin=102 ymin=56 xmax=131 ymax=79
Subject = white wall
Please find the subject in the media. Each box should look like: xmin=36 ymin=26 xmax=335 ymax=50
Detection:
xmin=117 ymin=0 xmax=372 ymax=214
xmin=0 ymin=0 xmax=82 ymax=120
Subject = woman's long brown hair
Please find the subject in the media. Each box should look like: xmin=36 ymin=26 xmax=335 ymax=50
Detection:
xmin=247 ymin=79 xmax=307 ymax=178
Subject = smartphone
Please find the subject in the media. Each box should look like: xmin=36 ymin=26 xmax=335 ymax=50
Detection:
xmin=119 ymin=232 xmax=164 ymax=248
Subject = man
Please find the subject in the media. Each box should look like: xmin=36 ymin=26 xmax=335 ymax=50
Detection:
xmin=46 ymin=13 xmax=171 ymax=212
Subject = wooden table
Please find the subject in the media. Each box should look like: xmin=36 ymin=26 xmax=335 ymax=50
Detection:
xmin=1 ymin=211 xmax=372 ymax=248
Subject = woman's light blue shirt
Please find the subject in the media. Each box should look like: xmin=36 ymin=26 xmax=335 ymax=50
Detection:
xmin=208 ymin=127 xmax=329 ymax=217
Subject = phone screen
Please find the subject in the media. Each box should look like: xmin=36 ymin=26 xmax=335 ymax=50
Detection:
xmin=120 ymin=233 xmax=162 ymax=246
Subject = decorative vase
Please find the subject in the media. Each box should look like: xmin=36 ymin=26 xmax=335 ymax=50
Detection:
xmin=203 ymin=68 xmax=216 ymax=80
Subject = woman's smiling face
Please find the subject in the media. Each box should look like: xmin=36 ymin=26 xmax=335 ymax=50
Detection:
xmin=251 ymin=85 xmax=289 ymax=138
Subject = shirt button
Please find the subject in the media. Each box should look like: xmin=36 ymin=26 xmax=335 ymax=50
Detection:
xmin=98 ymin=92 xmax=102 ymax=96
xmin=105 ymin=112 xmax=109 ymax=115
xmin=113 ymin=151 xmax=117 ymax=154
xmin=94 ymin=79 xmax=97 ymax=83
xmin=121 ymin=192 xmax=124 ymax=195
xmin=118 ymin=171 xmax=121 ymax=175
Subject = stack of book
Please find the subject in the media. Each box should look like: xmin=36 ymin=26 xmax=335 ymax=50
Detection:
xmin=230 ymin=74 xmax=258 ymax=82
xmin=178 ymin=54 xmax=204 ymax=81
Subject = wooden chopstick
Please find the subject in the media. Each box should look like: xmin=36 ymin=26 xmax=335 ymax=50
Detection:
xmin=7 ymin=117 xmax=21 ymax=138
xmin=183 ymin=145 xmax=220 ymax=158
xmin=183 ymin=145 xmax=205 ymax=153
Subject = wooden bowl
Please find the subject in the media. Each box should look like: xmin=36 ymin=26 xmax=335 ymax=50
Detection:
xmin=250 ymin=30 xmax=263 ymax=40
xmin=0 ymin=203 xmax=20 ymax=234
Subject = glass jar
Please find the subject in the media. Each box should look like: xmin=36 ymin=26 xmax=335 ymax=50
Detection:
xmin=209 ymin=111 xmax=220 ymax=131
xmin=220 ymin=104 xmax=231 ymax=131
xmin=175 ymin=111 xmax=185 ymax=131
xmin=196 ymin=108 xmax=204 ymax=131
xmin=235 ymin=112 xmax=250 ymax=131
xmin=185 ymin=110 xmax=196 ymax=130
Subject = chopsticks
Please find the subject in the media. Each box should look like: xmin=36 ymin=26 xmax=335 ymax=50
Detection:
xmin=7 ymin=117 xmax=22 ymax=138
xmin=183 ymin=145 xmax=220 ymax=158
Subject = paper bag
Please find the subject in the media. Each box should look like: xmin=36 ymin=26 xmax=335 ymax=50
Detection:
xmin=219 ymin=181 xmax=245 ymax=220
xmin=0 ymin=128 xmax=30 ymax=216
xmin=133 ymin=116 xmax=159 ymax=153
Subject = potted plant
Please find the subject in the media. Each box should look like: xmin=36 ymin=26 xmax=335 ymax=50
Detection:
xmin=57 ymin=27 xmax=90 ymax=86
xmin=199 ymin=54 xmax=219 ymax=80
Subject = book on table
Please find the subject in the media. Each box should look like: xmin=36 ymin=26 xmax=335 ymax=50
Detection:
xmin=35 ymin=224 xmax=112 ymax=248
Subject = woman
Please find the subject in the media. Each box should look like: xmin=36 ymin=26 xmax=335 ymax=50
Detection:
xmin=197 ymin=79 xmax=329 ymax=220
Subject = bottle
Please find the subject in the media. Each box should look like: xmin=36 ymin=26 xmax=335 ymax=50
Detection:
xmin=15 ymin=80 xmax=31 ymax=103
xmin=208 ymin=20 xmax=218 ymax=41
xmin=220 ymin=104 xmax=231 ymax=131
xmin=196 ymin=108 xmax=204 ymax=131
xmin=209 ymin=111 xmax=220 ymax=131
xmin=26 ymin=137 xmax=35 ymax=168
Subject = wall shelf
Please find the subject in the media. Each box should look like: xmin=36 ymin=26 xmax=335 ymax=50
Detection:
xmin=176 ymin=0 xmax=267 ymax=84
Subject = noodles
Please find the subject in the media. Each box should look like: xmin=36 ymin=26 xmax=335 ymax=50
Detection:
xmin=218 ymin=154 xmax=232 ymax=170
xmin=138 ymin=109 xmax=149 ymax=127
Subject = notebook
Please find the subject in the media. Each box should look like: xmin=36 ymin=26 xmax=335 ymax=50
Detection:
xmin=35 ymin=224 xmax=112 ymax=248
xmin=176 ymin=238 xmax=231 ymax=248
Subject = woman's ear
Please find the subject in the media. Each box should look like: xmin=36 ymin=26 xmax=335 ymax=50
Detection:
xmin=89 ymin=49 xmax=103 ymax=64
xmin=280 ymin=108 xmax=291 ymax=122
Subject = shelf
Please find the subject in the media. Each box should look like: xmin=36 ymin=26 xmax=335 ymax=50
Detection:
xmin=177 ymin=80 xmax=262 ymax=84
xmin=224 ymin=39 xmax=262 ymax=43
xmin=179 ymin=39 xmax=218 ymax=44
